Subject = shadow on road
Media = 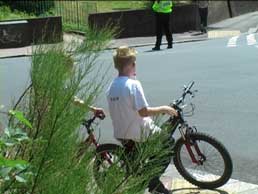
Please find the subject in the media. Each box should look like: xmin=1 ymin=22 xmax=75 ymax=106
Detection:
xmin=171 ymin=187 xmax=229 ymax=194
xmin=191 ymin=32 xmax=205 ymax=36
xmin=144 ymin=49 xmax=164 ymax=53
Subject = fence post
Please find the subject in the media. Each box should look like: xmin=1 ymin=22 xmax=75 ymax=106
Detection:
xmin=76 ymin=1 xmax=79 ymax=30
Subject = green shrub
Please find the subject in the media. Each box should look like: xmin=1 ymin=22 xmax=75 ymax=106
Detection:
xmin=6 ymin=25 xmax=115 ymax=194
xmin=0 ymin=110 xmax=32 ymax=193
xmin=3 ymin=0 xmax=54 ymax=16
xmin=0 ymin=6 xmax=34 ymax=20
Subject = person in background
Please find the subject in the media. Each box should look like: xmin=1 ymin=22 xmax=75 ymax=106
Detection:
xmin=197 ymin=0 xmax=209 ymax=33
xmin=152 ymin=0 xmax=173 ymax=51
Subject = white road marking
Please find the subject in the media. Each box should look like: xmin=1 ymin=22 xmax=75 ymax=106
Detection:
xmin=227 ymin=36 xmax=239 ymax=47
xmin=248 ymin=28 xmax=257 ymax=34
xmin=247 ymin=33 xmax=257 ymax=45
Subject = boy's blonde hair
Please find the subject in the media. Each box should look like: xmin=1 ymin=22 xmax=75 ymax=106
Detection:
xmin=113 ymin=46 xmax=137 ymax=71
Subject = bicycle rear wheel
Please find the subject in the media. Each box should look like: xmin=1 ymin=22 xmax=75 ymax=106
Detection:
xmin=93 ymin=144 xmax=127 ymax=188
xmin=173 ymin=132 xmax=233 ymax=189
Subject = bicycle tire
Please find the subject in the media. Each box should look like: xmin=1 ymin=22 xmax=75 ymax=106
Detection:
xmin=93 ymin=143 xmax=125 ymax=187
xmin=173 ymin=132 xmax=233 ymax=189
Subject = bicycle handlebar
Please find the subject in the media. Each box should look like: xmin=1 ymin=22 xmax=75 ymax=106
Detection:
xmin=174 ymin=81 xmax=195 ymax=106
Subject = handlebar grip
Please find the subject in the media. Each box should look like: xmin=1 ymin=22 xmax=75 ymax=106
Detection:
xmin=98 ymin=114 xmax=105 ymax=120
xmin=94 ymin=112 xmax=106 ymax=120
xmin=94 ymin=111 xmax=106 ymax=120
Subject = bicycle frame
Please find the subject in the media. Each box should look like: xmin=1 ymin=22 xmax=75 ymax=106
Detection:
xmin=81 ymin=117 xmax=99 ymax=148
xmin=81 ymin=117 xmax=113 ymax=164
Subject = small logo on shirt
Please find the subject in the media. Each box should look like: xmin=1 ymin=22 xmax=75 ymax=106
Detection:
xmin=110 ymin=97 xmax=119 ymax=102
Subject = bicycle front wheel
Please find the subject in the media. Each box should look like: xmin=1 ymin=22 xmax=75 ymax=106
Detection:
xmin=173 ymin=132 xmax=233 ymax=189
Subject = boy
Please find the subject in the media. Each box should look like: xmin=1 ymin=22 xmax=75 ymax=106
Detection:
xmin=106 ymin=46 xmax=177 ymax=194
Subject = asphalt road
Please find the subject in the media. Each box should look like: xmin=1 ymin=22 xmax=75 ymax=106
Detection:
xmin=1 ymin=33 xmax=258 ymax=184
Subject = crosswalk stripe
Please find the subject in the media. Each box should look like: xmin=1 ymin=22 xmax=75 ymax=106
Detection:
xmin=248 ymin=28 xmax=257 ymax=34
xmin=227 ymin=36 xmax=239 ymax=47
xmin=246 ymin=34 xmax=257 ymax=45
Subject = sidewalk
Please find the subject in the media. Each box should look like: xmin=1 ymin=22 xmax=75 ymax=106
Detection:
xmin=0 ymin=31 xmax=208 ymax=59
xmin=109 ymin=31 xmax=208 ymax=49
xmin=2 ymin=11 xmax=258 ymax=59
xmin=0 ymin=29 xmax=243 ymax=59
xmin=145 ymin=164 xmax=258 ymax=194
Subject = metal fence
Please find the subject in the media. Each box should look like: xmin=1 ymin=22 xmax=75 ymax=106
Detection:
xmin=6 ymin=1 xmax=98 ymax=31
xmin=53 ymin=1 xmax=97 ymax=30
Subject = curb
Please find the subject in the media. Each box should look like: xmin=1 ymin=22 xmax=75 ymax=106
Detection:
xmin=144 ymin=165 xmax=258 ymax=194
xmin=0 ymin=54 xmax=29 ymax=59
xmin=106 ymin=37 xmax=208 ymax=50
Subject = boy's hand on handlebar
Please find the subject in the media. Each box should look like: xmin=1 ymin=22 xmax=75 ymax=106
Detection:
xmin=91 ymin=106 xmax=106 ymax=120
xmin=74 ymin=97 xmax=106 ymax=120
xmin=164 ymin=106 xmax=178 ymax=117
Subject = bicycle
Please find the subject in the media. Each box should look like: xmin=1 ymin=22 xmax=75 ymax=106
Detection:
xmin=80 ymin=81 xmax=233 ymax=190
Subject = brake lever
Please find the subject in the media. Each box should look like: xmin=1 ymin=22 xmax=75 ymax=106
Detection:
xmin=183 ymin=85 xmax=187 ymax=91
xmin=181 ymin=104 xmax=187 ymax=109
xmin=191 ymin=90 xmax=198 ymax=98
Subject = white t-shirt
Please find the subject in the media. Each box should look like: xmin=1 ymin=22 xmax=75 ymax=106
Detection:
xmin=106 ymin=76 xmax=161 ymax=142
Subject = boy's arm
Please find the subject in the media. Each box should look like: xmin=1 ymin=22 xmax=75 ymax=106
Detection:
xmin=132 ymin=82 xmax=178 ymax=117
xmin=138 ymin=106 xmax=178 ymax=117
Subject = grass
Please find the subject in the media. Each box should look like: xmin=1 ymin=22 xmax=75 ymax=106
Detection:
xmin=95 ymin=1 xmax=192 ymax=12
xmin=96 ymin=1 xmax=150 ymax=12
xmin=0 ymin=6 xmax=35 ymax=21
xmin=52 ymin=1 xmax=149 ymax=31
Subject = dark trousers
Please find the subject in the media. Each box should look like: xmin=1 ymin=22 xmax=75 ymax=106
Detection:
xmin=199 ymin=7 xmax=208 ymax=28
xmin=154 ymin=12 xmax=173 ymax=48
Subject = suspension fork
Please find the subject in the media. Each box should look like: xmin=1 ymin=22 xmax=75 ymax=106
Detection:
xmin=184 ymin=139 xmax=202 ymax=164
xmin=179 ymin=126 xmax=204 ymax=164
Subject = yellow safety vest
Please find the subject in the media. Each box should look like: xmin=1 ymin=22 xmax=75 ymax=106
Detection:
xmin=152 ymin=0 xmax=173 ymax=13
